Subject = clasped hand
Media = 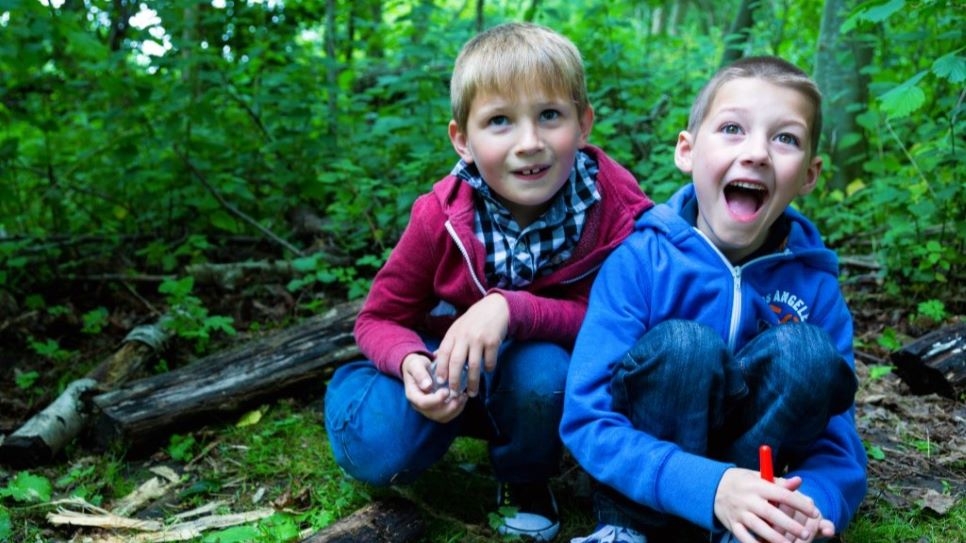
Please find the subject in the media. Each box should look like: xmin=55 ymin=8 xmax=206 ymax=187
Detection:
xmin=401 ymin=294 xmax=509 ymax=423
xmin=714 ymin=468 xmax=835 ymax=543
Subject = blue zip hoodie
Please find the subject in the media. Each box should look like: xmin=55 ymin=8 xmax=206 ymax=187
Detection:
xmin=560 ymin=184 xmax=867 ymax=535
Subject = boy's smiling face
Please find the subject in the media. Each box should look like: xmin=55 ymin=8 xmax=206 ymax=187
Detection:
xmin=674 ymin=77 xmax=823 ymax=263
xmin=449 ymin=89 xmax=593 ymax=228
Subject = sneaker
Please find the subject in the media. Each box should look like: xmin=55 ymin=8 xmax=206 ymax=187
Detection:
xmin=570 ymin=524 xmax=646 ymax=543
xmin=495 ymin=482 xmax=560 ymax=541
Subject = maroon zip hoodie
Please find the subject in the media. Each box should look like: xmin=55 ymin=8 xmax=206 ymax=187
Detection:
xmin=354 ymin=145 xmax=653 ymax=377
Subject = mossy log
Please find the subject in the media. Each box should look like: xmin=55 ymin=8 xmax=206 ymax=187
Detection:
xmin=90 ymin=300 xmax=362 ymax=455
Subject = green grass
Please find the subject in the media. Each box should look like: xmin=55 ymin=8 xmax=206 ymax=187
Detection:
xmin=1 ymin=399 xmax=963 ymax=542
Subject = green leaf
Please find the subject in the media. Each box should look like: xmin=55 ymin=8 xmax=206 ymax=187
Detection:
xmin=209 ymin=210 xmax=240 ymax=233
xmin=0 ymin=472 xmax=52 ymax=503
xmin=0 ymin=506 xmax=11 ymax=541
xmin=867 ymin=444 xmax=887 ymax=461
xmin=860 ymin=0 xmax=906 ymax=23
xmin=869 ymin=365 xmax=894 ymax=380
xmin=932 ymin=51 xmax=966 ymax=84
xmin=878 ymin=71 xmax=928 ymax=119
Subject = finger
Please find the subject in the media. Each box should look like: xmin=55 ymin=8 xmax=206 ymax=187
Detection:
xmin=729 ymin=522 xmax=758 ymax=543
xmin=464 ymin=345 xmax=484 ymax=396
xmin=483 ymin=338 xmax=499 ymax=372
xmin=765 ymin=504 xmax=811 ymax=542
xmin=448 ymin=343 xmax=469 ymax=393
xmin=768 ymin=483 xmax=818 ymax=522
xmin=415 ymin=359 xmax=437 ymax=392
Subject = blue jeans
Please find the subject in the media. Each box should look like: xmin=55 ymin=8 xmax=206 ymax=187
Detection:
xmin=324 ymin=339 xmax=569 ymax=486
xmin=595 ymin=320 xmax=857 ymax=534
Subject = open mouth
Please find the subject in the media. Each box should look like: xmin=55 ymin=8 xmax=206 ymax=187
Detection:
xmin=724 ymin=181 xmax=767 ymax=219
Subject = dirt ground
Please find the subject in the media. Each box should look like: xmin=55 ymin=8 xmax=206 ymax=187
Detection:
xmin=1 ymin=280 xmax=964 ymax=526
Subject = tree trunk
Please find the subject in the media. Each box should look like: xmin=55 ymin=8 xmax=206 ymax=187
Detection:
xmin=720 ymin=0 xmax=757 ymax=67
xmin=90 ymin=300 xmax=362 ymax=455
xmin=814 ymin=0 xmax=872 ymax=191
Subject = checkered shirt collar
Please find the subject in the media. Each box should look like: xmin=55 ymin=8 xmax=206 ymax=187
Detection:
xmin=450 ymin=149 xmax=601 ymax=288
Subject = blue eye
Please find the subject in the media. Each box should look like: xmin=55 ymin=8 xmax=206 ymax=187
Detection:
xmin=721 ymin=123 xmax=742 ymax=134
xmin=488 ymin=115 xmax=510 ymax=127
xmin=540 ymin=109 xmax=561 ymax=122
xmin=775 ymin=133 xmax=801 ymax=147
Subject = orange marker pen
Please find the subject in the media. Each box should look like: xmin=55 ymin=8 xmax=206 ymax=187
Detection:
xmin=759 ymin=444 xmax=774 ymax=482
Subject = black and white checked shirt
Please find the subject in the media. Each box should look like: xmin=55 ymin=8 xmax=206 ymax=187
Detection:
xmin=451 ymin=149 xmax=601 ymax=288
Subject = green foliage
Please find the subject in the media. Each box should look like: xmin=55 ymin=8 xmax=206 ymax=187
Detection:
xmin=158 ymin=276 xmax=237 ymax=353
xmin=287 ymin=253 xmax=381 ymax=302
xmin=166 ymin=433 xmax=198 ymax=463
xmin=866 ymin=442 xmax=887 ymax=461
xmin=13 ymin=368 xmax=39 ymax=390
xmin=26 ymin=336 xmax=73 ymax=363
xmin=0 ymin=505 xmax=10 ymax=541
xmin=0 ymin=472 xmax=52 ymax=503
xmin=848 ymin=499 xmax=966 ymax=543
xmin=877 ymin=327 xmax=903 ymax=351
xmin=916 ymin=299 xmax=947 ymax=323
xmin=0 ymin=0 xmax=961 ymax=305
xmin=868 ymin=365 xmax=894 ymax=380
xmin=81 ymin=306 xmax=110 ymax=334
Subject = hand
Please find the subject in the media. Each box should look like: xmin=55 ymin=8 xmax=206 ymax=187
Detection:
xmin=775 ymin=477 xmax=836 ymax=543
xmin=401 ymin=352 xmax=466 ymax=423
xmin=713 ymin=468 xmax=826 ymax=543
xmin=433 ymin=293 xmax=509 ymax=397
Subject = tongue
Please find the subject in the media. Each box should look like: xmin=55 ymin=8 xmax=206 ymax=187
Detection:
xmin=726 ymin=191 xmax=759 ymax=218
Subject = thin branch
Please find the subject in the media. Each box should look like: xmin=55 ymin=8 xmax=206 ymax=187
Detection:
xmin=174 ymin=146 xmax=304 ymax=257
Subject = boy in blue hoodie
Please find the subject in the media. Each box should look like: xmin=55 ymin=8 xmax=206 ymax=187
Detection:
xmin=560 ymin=56 xmax=866 ymax=543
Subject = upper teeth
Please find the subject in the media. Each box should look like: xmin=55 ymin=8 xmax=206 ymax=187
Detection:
xmin=731 ymin=181 xmax=764 ymax=191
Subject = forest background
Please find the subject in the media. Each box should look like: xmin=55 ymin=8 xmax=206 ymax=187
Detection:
xmin=0 ymin=0 xmax=964 ymax=541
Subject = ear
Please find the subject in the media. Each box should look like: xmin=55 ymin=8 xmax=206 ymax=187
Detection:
xmin=674 ymin=131 xmax=695 ymax=174
xmin=448 ymin=120 xmax=474 ymax=163
xmin=578 ymin=106 xmax=595 ymax=146
xmin=798 ymin=155 xmax=823 ymax=196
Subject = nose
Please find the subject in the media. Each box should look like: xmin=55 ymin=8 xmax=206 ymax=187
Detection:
xmin=740 ymin=135 xmax=770 ymax=167
xmin=516 ymin=120 xmax=544 ymax=155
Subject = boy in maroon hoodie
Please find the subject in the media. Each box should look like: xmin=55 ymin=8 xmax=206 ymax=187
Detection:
xmin=324 ymin=22 xmax=651 ymax=540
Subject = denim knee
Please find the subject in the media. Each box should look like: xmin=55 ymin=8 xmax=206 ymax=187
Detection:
xmin=753 ymin=323 xmax=858 ymax=416
xmin=486 ymin=341 xmax=568 ymax=481
xmin=324 ymin=361 xmax=422 ymax=486
xmin=618 ymin=320 xmax=726 ymax=393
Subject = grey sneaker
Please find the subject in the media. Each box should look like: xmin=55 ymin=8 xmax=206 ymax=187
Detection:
xmin=495 ymin=482 xmax=560 ymax=541
xmin=570 ymin=524 xmax=647 ymax=543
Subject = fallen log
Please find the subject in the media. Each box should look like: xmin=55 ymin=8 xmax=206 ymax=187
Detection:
xmin=90 ymin=300 xmax=362 ymax=455
xmin=299 ymin=497 xmax=424 ymax=543
xmin=0 ymin=319 xmax=169 ymax=468
xmin=892 ymin=323 xmax=966 ymax=400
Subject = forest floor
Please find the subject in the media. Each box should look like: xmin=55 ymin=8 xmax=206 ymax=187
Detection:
xmin=1 ymin=273 xmax=964 ymax=540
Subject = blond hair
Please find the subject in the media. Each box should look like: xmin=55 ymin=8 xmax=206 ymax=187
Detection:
xmin=687 ymin=56 xmax=823 ymax=155
xmin=450 ymin=22 xmax=589 ymax=132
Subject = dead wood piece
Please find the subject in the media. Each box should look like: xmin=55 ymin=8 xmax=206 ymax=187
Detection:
xmin=299 ymin=498 xmax=424 ymax=543
xmin=891 ymin=323 xmax=966 ymax=400
xmin=91 ymin=300 xmax=362 ymax=454
xmin=0 ymin=324 xmax=166 ymax=468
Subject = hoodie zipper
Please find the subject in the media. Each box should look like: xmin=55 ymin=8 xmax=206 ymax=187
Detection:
xmin=444 ymin=220 xmax=487 ymax=296
xmin=692 ymin=228 xmax=795 ymax=349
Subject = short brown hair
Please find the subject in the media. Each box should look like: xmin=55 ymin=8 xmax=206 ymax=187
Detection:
xmin=450 ymin=22 xmax=590 ymax=132
xmin=687 ymin=56 xmax=823 ymax=155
